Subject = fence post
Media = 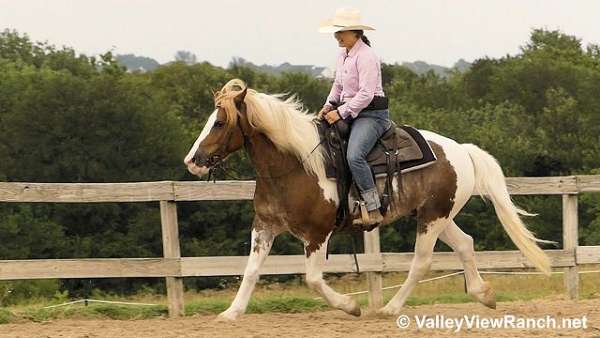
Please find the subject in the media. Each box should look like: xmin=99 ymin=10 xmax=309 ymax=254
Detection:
xmin=363 ymin=228 xmax=383 ymax=309
xmin=160 ymin=200 xmax=185 ymax=317
xmin=562 ymin=194 xmax=579 ymax=300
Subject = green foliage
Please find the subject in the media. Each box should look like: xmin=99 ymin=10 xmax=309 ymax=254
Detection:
xmin=17 ymin=304 xmax=167 ymax=322
xmin=0 ymin=308 xmax=12 ymax=324
xmin=580 ymin=170 xmax=600 ymax=246
xmin=184 ymin=296 xmax=327 ymax=315
xmin=246 ymin=296 xmax=328 ymax=313
xmin=0 ymin=205 xmax=67 ymax=259
xmin=89 ymin=304 xmax=166 ymax=320
xmin=0 ymin=280 xmax=62 ymax=306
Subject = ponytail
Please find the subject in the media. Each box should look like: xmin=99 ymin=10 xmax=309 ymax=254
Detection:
xmin=351 ymin=30 xmax=371 ymax=47
xmin=361 ymin=35 xmax=371 ymax=47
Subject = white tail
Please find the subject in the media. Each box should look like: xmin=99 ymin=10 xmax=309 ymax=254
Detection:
xmin=463 ymin=143 xmax=553 ymax=276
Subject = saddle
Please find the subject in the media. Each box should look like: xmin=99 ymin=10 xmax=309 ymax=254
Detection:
xmin=316 ymin=118 xmax=437 ymax=229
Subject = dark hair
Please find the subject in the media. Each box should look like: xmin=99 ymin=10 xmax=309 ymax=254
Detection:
xmin=351 ymin=30 xmax=371 ymax=47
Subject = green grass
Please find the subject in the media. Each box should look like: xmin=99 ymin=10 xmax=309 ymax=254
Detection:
xmin=185 ymin=296 xmax=327 ymax=315
xmin=15 ymin=304 xmax=168 ymax=322
xmin=2 ymin=267 xmax=600 ymax=324
xmin=0 ymin=308 xmax=12 ymax=324
xmin=247 ymin=296 xmax=328 ymax=314
xmin=185 ymin=298 xmax=229 ymax=315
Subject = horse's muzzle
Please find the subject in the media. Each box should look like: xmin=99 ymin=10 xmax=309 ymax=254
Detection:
xmin=191 ymin=151 xmax=221 ymax=168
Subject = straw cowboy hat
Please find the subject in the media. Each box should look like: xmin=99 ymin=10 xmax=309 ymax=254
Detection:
xmin=318 ymin=8 xmax=375 ymax=33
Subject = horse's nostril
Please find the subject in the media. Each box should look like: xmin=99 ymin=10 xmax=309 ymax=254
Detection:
xmin=184 ymin=157 xmax=195 ymax=166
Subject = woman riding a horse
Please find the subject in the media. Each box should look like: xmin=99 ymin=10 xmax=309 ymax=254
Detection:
xmin=318 ymin=7 xmax=390 ymax=227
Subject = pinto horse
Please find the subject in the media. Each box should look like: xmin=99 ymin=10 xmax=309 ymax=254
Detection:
xmin=184 ymin=79 xmax=551 ymax=320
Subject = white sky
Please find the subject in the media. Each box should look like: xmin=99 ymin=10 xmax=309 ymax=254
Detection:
xmin=1 ymin=0 xmax=598 ymax=69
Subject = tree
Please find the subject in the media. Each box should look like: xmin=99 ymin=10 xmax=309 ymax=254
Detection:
xmin=174 ymin=50 xmax=197 ymax=65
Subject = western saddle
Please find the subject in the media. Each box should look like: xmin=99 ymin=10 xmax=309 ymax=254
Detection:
xmin=316 ymin=118 xmax=437 ymax=231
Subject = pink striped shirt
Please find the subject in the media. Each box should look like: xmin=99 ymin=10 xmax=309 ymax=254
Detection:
xmin=324 ymin=38 xmax=385 ymax=119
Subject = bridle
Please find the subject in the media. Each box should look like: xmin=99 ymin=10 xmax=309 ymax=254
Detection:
xmin=201 ymin=106 xmax=325 ymax=182
xmin=200 ymin=106 xmax=251 ymax=181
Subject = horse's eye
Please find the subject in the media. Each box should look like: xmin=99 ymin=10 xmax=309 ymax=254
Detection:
xmin=213 ymin=120 xmax=225 ymax=128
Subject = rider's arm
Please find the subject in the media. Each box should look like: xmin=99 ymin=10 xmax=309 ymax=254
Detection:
xmin=324 ymin=52 xmax=344 ymax=109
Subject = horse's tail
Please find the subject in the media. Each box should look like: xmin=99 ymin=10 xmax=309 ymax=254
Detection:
xmin=462 ymin=143 xmax=553 ymax=276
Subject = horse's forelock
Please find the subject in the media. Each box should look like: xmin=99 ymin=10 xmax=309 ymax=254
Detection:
xmin=214 ymin=79 xmax=255 ymax=128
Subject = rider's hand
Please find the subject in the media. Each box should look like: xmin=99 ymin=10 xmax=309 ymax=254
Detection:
xmin=325 ymin=110 xmax=341 ymax=125
xmin=317 ymin=105 xmax=333 ymax=120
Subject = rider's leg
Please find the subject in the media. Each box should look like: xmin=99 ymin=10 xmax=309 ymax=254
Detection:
xmin=346 ymin=109 xmax=391 ymax=223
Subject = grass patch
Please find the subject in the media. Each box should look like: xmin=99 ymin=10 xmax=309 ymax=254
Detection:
xmin=185 ymin=299 xmax=229 ymax=315
xmin=184 ymin=296 xmax=327 ymax=315
xmin=15 ymin=304 xmax=167 ymax=323
xmin=88 ymin=305 xmax=166 ymax=320
xmin=247 ymin=296 xmax=328 ymax=314
xmin=406 ymin=292 xmax=474 ymax=306
xmin=0 ymin=308 xmax=12 ymax=324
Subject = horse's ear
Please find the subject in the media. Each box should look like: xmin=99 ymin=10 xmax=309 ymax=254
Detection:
xmin=234 ymin=87 xmax=247 ymax=109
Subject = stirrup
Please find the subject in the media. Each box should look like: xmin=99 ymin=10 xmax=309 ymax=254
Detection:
xmin=352 ymin=200 xmax=370 ymax=224
xmin=351 ymin=201 xmax=381 ymax=231
xmin=359 ymin=201 xmax=370 ymax=224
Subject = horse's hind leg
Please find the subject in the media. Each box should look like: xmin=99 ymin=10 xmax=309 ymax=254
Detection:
xmin=378 ymin=218 xmax=448 ymax=316
xmin=217 ymin=225 xmax=276 ymax=321
xmin=304 ymin=234 xmax=361 ymax=317
xmin=438 ymin=220 xmax=496 ymax=308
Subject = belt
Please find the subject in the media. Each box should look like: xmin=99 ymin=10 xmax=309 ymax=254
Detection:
xmin=329 ymin=95 xmax=389 ymax=113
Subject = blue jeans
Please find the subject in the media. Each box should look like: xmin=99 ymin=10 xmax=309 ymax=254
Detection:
xmin=346 ymin=109 xmax=392 ymax=211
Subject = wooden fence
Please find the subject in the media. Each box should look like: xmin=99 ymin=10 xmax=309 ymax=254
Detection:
xmin=1 ymin=175 xmax=599 ymax=317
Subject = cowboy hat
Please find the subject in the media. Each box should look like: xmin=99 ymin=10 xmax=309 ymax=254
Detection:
xmin=319 ymin=8 xmax=375 ymax=33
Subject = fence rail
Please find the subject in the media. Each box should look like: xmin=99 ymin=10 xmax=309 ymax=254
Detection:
xmin=1 ymin=175 xmax=599 ymax=317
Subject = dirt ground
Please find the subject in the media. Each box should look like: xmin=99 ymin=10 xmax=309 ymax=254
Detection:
xmin=2 ymin=299 xmax=600 ymax=338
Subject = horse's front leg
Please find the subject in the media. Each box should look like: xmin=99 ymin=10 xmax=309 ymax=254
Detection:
xmin=217 ymin=224 xmax=276 ymax=321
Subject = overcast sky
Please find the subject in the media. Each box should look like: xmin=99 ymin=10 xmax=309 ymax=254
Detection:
xmin=1 ymin=0 xmax=598 ymax=69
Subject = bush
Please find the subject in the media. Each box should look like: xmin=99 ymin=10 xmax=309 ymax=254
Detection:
xmin=0 ymin=280 xmax=61 ymax=306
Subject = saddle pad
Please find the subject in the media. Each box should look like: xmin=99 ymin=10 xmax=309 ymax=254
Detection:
xmin=373 ymin=125 xmax=437 ymax=177
xmin=317 ymin=121 xmax=437 ymax=179
xmin=367 ymin=124 xmax=423 ymax=166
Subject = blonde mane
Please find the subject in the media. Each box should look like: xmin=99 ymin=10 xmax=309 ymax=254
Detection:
xmin=214 ymin=79 xmax=327 ymax=181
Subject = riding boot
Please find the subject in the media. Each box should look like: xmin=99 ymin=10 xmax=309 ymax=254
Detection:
xmin=352 ymin=201 xmax=384 ymax=231
xmin=352 ymin=188 xmax=384 ymax=231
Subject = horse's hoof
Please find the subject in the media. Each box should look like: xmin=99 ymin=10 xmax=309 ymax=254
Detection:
xmin=215 ymin=309 xmax=240 ymax=321
xmin=341 ymin=298 xmax=362 ymax=317
xmin=376 ymin=306 xmax=400 ymax=317
xmin=473 ymin=281 xmax=496 ymax=309
xmin=348 ymin=305 xmax=362 ymax=317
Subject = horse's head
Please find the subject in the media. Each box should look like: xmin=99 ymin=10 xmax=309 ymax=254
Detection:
xmin=184 ymin=80 xmax=251 ymax=177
